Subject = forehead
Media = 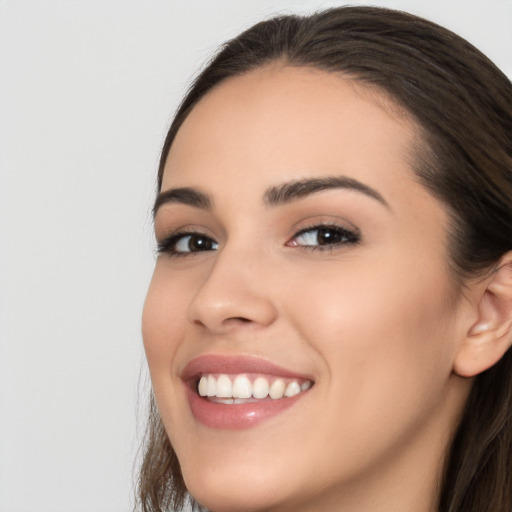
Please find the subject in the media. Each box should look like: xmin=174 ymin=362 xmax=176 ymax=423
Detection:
xmin=162 ymin=65 xmax=419 ymax=196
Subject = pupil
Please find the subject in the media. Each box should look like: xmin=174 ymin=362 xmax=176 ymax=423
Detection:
xmin=191 ymin=236 xmax=210 ymax=251
xmin=318 ymin=228 xmax=342 ymax=245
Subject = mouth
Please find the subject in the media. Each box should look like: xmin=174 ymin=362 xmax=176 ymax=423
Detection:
xmin=196 ymin=373 xmax=313 ymax=403
xmin=182 ymin=355 xmax=315 ymax=429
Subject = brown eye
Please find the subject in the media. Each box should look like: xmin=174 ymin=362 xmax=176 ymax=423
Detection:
xmin=176 ymin=234 xmax=218 ymax=252
xmin=292 ymin=226 xmax=359 ymax=248
xmin=158 ymin=233 xmax=219 ymax=255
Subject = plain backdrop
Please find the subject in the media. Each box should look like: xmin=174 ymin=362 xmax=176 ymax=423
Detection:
xmin=0 ymin=1 xmax=510 ymax=511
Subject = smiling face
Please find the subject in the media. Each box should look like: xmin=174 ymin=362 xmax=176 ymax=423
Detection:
xmin=143 ymin=66 xmax=473 ymax=512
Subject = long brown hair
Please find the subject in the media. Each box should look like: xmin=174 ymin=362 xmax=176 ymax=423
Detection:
xmin=137 ymin=6 xmax=512 ymax=511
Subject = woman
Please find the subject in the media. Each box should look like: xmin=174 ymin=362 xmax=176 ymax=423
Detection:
xmin=138 ymin=6 xmax=512 ymax=512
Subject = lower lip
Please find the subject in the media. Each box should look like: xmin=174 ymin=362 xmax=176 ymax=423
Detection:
xmin=185 ymin=385 xmax=304 ymax=429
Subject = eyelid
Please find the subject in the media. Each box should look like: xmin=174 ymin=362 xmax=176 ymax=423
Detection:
xmin=293 ymin=222 xmax=359 ymax=238
xmin=155 ymin=218 xmax=360 ymax=257
xmin=155 ymin=220 xmax=218 ymax=243
xmin=156 ymin=228 xmax=219 ymax=257
xmin=287 ymin=221 xmax=361 ymax=249
xmin=156 ymin=226 xmax=199 ymax=243
xmin=153 ymin=210 xmax=222 ymax=244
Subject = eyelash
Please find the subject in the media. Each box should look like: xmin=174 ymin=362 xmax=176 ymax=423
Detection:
xmin=291 ymin=223 xmax=360 ymax=252
xmin=157 ymin=223 xmax=360 ymax=257
xmin=157 ymin=231 xmax=218 ymax=258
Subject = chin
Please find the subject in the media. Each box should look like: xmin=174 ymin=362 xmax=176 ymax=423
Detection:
xmin=187 ymin=480 xmax=280 ymax=512
xmin=182 ymin=460 xmax=297 ymax=512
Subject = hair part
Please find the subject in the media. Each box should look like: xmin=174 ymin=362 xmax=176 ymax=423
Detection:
xmin=138 ymin=6 xmax=512 ymax=512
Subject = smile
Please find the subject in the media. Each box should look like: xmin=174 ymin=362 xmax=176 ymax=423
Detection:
xmin=182 ymin=355 xmax=314 ymax=429
xmin=198 ymin=374 xmax=313 ymax=402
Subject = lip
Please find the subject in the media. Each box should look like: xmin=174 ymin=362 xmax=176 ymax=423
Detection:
xmin=181 ymin=354 xmax=313 ymax=430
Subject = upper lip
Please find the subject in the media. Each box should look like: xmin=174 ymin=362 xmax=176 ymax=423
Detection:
xmin=181 ymin=354 xmax=314 ymax=383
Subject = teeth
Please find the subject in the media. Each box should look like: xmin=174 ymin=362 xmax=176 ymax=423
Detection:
xmin=206 ymin=375 xmax=216 ymax=397
xmin=301 ymin=381 xmax=312 ymax=391
xmin=269 ymin=379 xmax=286 ymax=399
xmin=252 ymin=377 xmax=269 ymax=399
xmin=216 ymin=374 xmax=232 ymax=398
xmin=197 ymin=374 xmax=313 ymax=401
xmin=284 ymin=381 xmax=301 ymax=397
xmin=232 ymin=375 xmax=252 ymax=399
xmin=198 ymin=376 xmax=208 ymax=396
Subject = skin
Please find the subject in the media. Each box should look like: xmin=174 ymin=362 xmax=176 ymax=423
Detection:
xmin=143 ymin=66 xmax=478 ymax=512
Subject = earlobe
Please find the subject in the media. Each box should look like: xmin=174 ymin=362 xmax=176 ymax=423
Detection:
xmin=453 ymin=252 xmax=512 ymax=378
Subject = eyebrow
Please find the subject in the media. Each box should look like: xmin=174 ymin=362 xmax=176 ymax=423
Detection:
xmin=153 ymin=175 xmax=389 ymax=217
xmin=152 ymin=187 xmax=212 ymax=217
xmin=263 ymin=176 xmax=389 ymax=208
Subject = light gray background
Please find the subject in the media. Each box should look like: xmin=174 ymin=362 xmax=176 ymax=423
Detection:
xmin=0 ymin=1 xmax=510 ymax=511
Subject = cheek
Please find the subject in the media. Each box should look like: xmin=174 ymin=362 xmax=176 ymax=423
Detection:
xmin=275 ymin=258 xmax=459 ymax=476
xmin=142 ymin=262 xmax=202 ymax=438
xmin=285 ymin=253 xmax=457 ymax=413
xmin=142 ymin=263 xmax=191 ymax=381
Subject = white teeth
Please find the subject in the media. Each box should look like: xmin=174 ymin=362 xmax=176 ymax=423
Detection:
xmin=206 ymin=375 xmax=216 ymax=397
xmin=198 ymin=376 xmax=208 ymax=397
xmin=252 ymin=377 xmax=269 ymax=399
xmin=301 ymin=381 xmax=312 ymax=391
xmin=196 ymin=374 xmax=313 ymax=400
xmin=232 ymin=375 xmax=252 ymax=399
xmin=284 ymin=381 xmax=301 ymax=397
xmin=269 ymin=378 xmax=286 ymax=399
xmin=216 ymin=374 xmax=232 ymax=398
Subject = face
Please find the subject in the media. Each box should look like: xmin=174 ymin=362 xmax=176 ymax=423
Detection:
xmin=143 ymin=66 xmax=471 ymax=512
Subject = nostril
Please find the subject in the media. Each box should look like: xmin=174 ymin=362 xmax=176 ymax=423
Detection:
xmin=221 ymin=316 xmax=253 ymax=327
xmin=192 ymin=316 xmax=251 ymax=329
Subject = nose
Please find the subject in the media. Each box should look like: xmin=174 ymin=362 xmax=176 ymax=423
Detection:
xmin=187 ymin=247 xmax=278 ymax=334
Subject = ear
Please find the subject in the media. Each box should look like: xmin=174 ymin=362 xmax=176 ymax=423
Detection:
xmin=453 ymin=252 xmax=512 ymax=378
